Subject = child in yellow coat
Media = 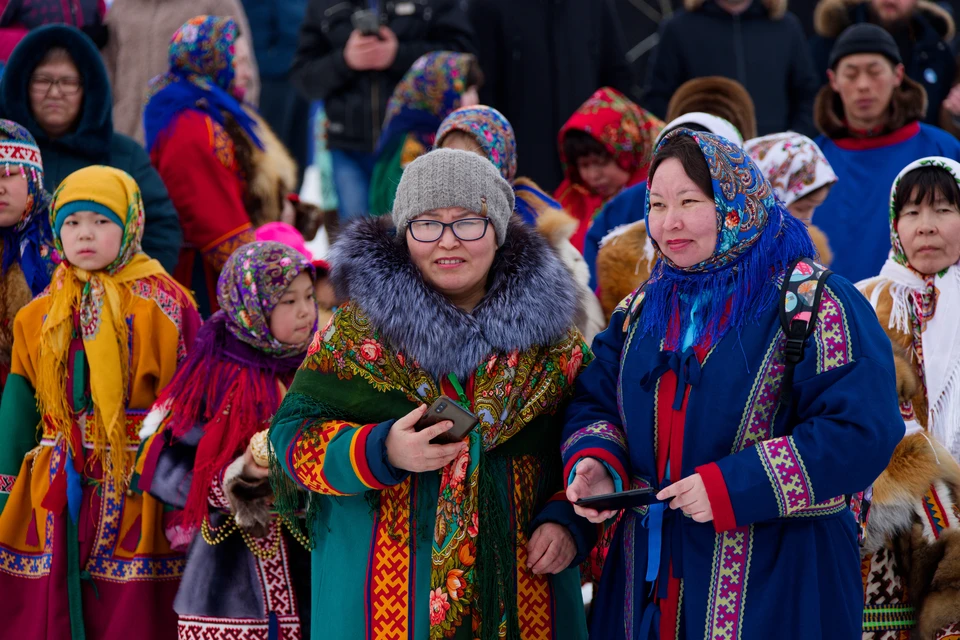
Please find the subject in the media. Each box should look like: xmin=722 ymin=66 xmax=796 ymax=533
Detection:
xmin=0 ymin=166 xmax=200 ymax=639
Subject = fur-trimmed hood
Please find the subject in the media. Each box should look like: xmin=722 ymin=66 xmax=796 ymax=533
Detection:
xmin=814 ymin=74 xmax=928 ymax=138
xmin=330 ymin=216 xmax=580 ymax=379
xmin=814 ymin=0 xmax=955 ymax=42
xmin=684 ymin=0 xmax=786 ymax=20
xmin=666 ymin=76 xmax=758 ymax=142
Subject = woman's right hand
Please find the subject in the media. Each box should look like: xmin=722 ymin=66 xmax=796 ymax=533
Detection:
xmin=566 ymin=457 xmax=618 ymax=523
xmin=386 ymin=405 xmax=467 ymax=473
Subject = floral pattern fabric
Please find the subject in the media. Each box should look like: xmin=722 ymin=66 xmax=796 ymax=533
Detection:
xmin=436 ymin=105 xmax=517 ymax=183
xmin=217 ymin=240 xmax=315 ymax=357
xmin=746 ymin=132 xmax=838 ymax=208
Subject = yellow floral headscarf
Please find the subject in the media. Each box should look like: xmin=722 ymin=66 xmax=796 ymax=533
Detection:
xmin=38 ymin=166 xmax=178 ymax=484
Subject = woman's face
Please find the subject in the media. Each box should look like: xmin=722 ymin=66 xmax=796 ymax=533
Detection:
xmin=787 ymin=186 xmax=831 ymax=226
xmin=897 ymin=188 xmax=960 ymax=275
xmin=647 ymin=158 xmax=718 ymax=268
xmin=0 ymin=173 xmax=29 ymax=227
xmin=405 ymin=207 xmax=497 ymax=311
xmin=231 ymin=35 xmax=254 ymax=102
xmin=29 ymin=56 xmax=83 ymax=138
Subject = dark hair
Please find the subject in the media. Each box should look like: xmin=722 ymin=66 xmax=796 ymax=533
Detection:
xmin=465 ymin=58 xmax=484 ymax=92
xmin=562 ymin=130 xmax=610 ymax=165
xmin=660 ymin=122 xmax=712 ymax=138
xmin=647 ymin=134 xmax=713 ymax=199
xmin=893 ymin=166 xmax=960 ymax=217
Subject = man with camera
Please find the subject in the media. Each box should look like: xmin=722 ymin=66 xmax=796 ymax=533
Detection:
xmin=291 ymin=0 xmax=475 ymax=222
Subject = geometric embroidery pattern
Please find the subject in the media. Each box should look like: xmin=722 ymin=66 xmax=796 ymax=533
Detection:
xmin=514 ymin=459 xmax=554 ymax=639
xmin=290 ymin=420 xmax=353 ymax=496
xmin=757 ymin=436 xmax=814 ymax=517
xmin=0 ymin=474 xmax=15 ymax=494
xmin=367 ymin=480 xmax=412 ymax=640
xmin=732 ymin=335 xmax=785 ymax=453
xmin=814 ymin=287 xmax=853 ymax=375
xmin=561 ymin=421 xmax=627 ymax=458
xmin=704 ymin=525 xmax=753 ymax=640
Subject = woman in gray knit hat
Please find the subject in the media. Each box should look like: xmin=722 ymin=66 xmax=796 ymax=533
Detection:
xmin=271 ymin=147 xmax=591 ymax=639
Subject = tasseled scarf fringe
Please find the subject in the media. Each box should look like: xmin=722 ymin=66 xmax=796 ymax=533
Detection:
xmin=636 ymin=212 xmax=816 ymax=348
xmin=154 ymin=312 xmax=302 ymax=528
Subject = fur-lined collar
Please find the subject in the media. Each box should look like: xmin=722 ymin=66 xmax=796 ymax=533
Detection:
xmin=814 ymin=0 xmax=955 ymax=41
xmin=330 ymin=216 xmax=580 ymax=379
xmin=814 ymin=75 xmax=928 ymax=139
xmin=684 ymin=0 xmax=786 ymax=20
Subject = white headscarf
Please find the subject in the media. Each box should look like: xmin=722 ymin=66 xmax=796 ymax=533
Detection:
xmin=745 ymin=132 xmax=838 ymax=208
xmin=654 ymin=112 xmax=743 ymax=148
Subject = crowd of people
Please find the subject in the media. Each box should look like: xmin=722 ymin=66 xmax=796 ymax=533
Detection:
xmin=0 ymin=0 xmax=957 ymax=639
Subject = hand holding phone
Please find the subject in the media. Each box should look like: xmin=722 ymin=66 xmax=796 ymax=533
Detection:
xmin=385 ymin=404 xmax=468 ymax=473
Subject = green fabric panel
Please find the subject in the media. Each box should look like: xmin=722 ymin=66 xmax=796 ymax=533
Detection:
xmin=287 ymin=366 xmax=419 ymax=423
xmin=66 ymin=517 xmax=87 ymax=640
xmin=72 ymin=349 xmax=88 ymax=413
xmin=0 ymin=373 xmax=41 ymax=508
xmin=368 ymin=138 xmax=406 ymax=217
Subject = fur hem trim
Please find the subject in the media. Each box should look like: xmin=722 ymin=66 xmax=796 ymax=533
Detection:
xmin=815 ymin=0 xmax=955 ymax=41
xmin=808 ymin=224 xmax=834 ymax=268
xmin=866 ymin=433 xmax=960 ymax=553
xmin=814 ymin=75 xmax=928 ymax=139
xmin=666 ymin=76 xmax=758 ymax=140
xmin=224 ymin=456 xmax=273 ymax=538
xmin=330 ymin=216 xmax=580 ymax=379
xmin=684 ymin=0 xmax=786 ymax=19
xmin=0 ymin=259 xmax=32 ymax=367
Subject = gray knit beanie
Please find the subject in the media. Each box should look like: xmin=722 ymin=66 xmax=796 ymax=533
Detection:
xmin=392 ymin=148 xmax=516 ymax=246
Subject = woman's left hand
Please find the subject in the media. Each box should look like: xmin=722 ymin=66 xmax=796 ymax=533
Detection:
xmin=526 ymin=522 xmax=577 ymax=575
xmin=657 ymin=474 xmax=713 ymax=523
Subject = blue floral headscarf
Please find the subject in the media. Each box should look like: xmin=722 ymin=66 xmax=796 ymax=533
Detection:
xmin=143 ymin=16 xmax=261 ymax=153
xmin=639 ymin=129 xmax=816 ymax=348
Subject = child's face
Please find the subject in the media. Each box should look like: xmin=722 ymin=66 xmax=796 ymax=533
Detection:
xmin=576 ymin=154 xmax=631 ymax=199
xmin=0 ymin=173 xmax=29 ymax=227
xmin=59 ymin=210 xmax=124 ymax=271
xmin=897 ymin=188 xmax=960 ymax=275
xmin=269 ymin=272 xmax=318 ymax=345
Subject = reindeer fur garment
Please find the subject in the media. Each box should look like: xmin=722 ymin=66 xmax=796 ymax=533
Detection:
xmin=330 ymin=216 xmax=580 ymax=380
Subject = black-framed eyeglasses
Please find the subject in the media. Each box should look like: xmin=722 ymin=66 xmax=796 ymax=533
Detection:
xmin=408 ymin=218 xmax=490 ymax=242
xmin=29 ymin=75 xmax=83 ymax=96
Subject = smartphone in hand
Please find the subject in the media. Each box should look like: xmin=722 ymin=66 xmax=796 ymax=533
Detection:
xmin=415 ymin=396 xmax=479 ymax=444
xmin=574 ymin=487 xmax=662 ymax=512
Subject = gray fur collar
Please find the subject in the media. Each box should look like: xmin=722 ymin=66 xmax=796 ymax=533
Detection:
xmin=330 ymin=216 xmax=579 ymax=379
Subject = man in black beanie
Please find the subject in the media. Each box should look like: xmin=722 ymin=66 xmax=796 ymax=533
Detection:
xmin=810 ymin=22 xmax=960 ymax=283
xmin=809 ymin=0 xmax=955 ymax=127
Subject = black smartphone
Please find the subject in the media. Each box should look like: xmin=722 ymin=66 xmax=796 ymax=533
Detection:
xmin=415 ymin=396 xmax=479 ymax=444
xmin=575 ymin=487 xmax=661 ymax=512
xmin=351 ymin=9 xmax=381 ymax=37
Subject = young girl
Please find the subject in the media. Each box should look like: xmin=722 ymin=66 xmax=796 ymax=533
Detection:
xmin=138 ymin=241 xmax=316 ymax=639
xmin=857 ymin=157 xmax=960 ymax=639
xmin=0 ymin=119 xmax=57 ymax=386
xmin=554 ymin=87 xmax=663 ymax=252
xmin=745 ymin=132 xmax=838 ymax=265
xmin=0 ymin=165 xmax=200 ymax=639
xmin=368 ymin=51 xmax=482 ymax=216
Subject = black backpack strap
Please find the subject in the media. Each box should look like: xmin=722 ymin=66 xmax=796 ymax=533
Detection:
xmin=778 ymin=258 xmax=832 ymax=409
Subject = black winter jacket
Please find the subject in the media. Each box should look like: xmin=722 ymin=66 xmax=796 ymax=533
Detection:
xmin=809 ymin=0 xmax=956 ymax=126
xmin=643 ymin=0 xmax=820 ymax=138
xmin=291 ymin=0 xmax=474 ymax=153
xmin=468 ymin=0 xmax=635 ymax=191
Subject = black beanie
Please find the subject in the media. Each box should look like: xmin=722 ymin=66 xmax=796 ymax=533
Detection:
xmin=828 ymin=23 xmax=902 ymax=69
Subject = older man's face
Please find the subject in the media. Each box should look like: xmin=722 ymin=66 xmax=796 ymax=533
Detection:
xmin=871 ymin=0 xmax=919 ymax=24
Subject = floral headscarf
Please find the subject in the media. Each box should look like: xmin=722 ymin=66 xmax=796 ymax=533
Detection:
xmin=376 ymin=51 xmax=477 ymax=154
xmin=0 ymin=119 xmax=57 ymax=294
xmin=437 ymin=105 xmax=517 ymax=182
xmin=638 ymin=129 xmax=815 ymax=348
xmin=143 ymin=16 xmax=260 ymax=153
xmin=40 ymin=166 xmax=177 ymax=485
xmin=217 ymin=241 xmax=316 ymax=357
xmin=746 ymin=132 xmax=838 ymax=208
xmin=558 ymin=87 xmax=664 ymax=184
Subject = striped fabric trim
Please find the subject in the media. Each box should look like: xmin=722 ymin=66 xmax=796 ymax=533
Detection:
xmin=862 ymin=605 xmax=916 ymax=630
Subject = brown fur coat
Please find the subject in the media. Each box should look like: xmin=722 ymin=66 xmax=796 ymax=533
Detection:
xmin=814 ymin=0 xmax=955 ymax=41
xmin=0 ymin=246 xmax=34 ymax=373
xmin=858 ymin=278 xmax=960 ymax=638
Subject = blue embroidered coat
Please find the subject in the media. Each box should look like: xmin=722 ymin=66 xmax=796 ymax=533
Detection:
xmin=561 ymin=275 xmax=903 ymax=639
